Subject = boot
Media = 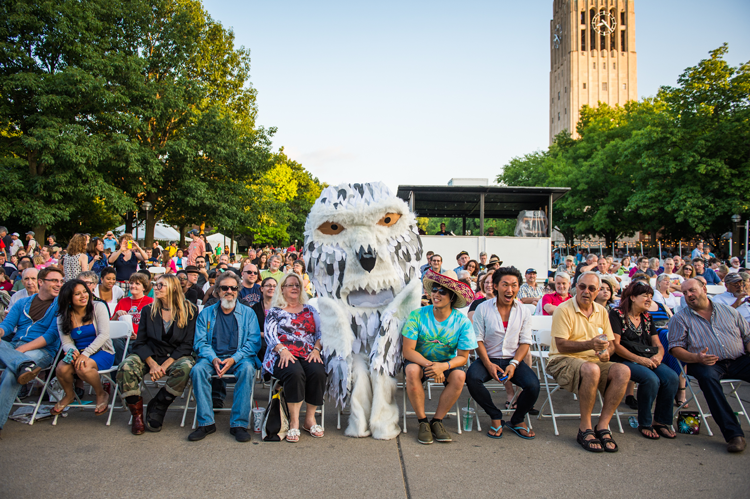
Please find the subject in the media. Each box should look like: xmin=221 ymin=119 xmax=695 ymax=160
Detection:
xmin=145 ymin=387 xmax=175 ymax=432
xmin=128 ymin=397 xmax=145 ymax=435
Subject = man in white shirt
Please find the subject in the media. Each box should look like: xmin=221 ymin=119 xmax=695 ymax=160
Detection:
xmin=728 ymin=257 xmax=741 ymax=274
xmin=712 ymin=273 xmax=750 ymax=324
xmin=8 ymin=233 xmax=23 ymax=257
xmin=661 ymin=257 xmax=684 ymax=292
xmin=466 ymin=266 xmax=539 ymax=439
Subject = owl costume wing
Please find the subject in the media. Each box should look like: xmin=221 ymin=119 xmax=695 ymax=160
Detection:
xmin=317 ymin=296 xmax=355 ymax=409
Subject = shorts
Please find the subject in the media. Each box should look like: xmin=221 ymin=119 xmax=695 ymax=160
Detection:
xmin=404 ymin=359 xmax=467 ymax=386
xmin=546 ymin=356 xmax=615 ymax=395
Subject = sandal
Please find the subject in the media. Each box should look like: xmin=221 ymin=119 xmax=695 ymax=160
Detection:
xmin=302 ymin=424 xmax=324 ymax=438
xmin=674 ymin=387 xmax=688 ymax=408
xmin=504 ymin=401 xmax=517 ymax=410
xmin=286 ymin=428 xmax=300 ymax=442
xmin=94 ymin=392 xmax=110 ymax=416
xmin=50 ymin=402 xmax=69 ymax=416
xmin=486 ymin=424 xmax=503 ymax=439
xmin=637 ymin=425 xmax=660 ymax=440
xmin=577 ymin=429 xmax=603 ymax=453
xmin=595 ymin=428 xmax=619 ymax=452
xmin=653 ymin=424 xmax=677 ymax=439
xmin=505 ymin=422 xmax=535 ymax=440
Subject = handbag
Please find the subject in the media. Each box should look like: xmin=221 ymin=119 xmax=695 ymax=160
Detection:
xmin=262 ymin=386 xmax=289 ymax=441
xmin=677 ymin=411 xmax=701 ymax=435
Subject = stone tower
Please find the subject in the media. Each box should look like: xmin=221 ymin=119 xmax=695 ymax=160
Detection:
xmin=549 ymin=0 xmax=638 ymax=144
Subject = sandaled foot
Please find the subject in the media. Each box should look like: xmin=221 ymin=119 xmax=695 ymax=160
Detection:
xmin=653 ymin=424 xmax=676 ymax=439
xmin=577 ymin=429 xmax=603 ymax=453
xmin=286 ymin=428 xmax=300 ymax=443
xmin=94 ymin=392 xmax=110 ymax=416
xmin=51 ymin=394 xmax=76 ymax=415
xmin=487 ymin=422 xmax=504 ymax=439
xmin=595 ymin=428 xmax=619 ymax=452
xmin=303 ymin=424 xmax=324 ymax=438
xmin=504 ymin=401 xmax=517 ymax=410
xmin=638 ymin=425 xmax=660 ymax=439
xmin=505 ymin=422 xmax=535 ymax=439
xmin=674 ymin=387 xmax=688 ymax=408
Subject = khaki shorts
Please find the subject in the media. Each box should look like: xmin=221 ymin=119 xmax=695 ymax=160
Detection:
xmin=546 ymin=356 xmax=615 ymax=395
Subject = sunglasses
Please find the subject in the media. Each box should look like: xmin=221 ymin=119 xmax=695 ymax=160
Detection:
xmin=577 ymin=283 xmax=599 ymax=293
xmin=431 ymin=286 xmax=450 ymax=296
xmin=243 ymin=270 xmax=258 ymax=275
xmin=219 ymin=285 xmax=239 ymax=292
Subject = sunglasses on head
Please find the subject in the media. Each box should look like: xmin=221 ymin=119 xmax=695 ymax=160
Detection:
xmin=219 ymin=285 xmax=239 ymax=292
xmin=577 ymin=283 xmax=598 ymax=293
xmin=431 ymin=286 xmax=450 ymax=296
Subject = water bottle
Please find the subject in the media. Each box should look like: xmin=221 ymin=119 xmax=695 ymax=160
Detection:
xmin=596 ymin=328 xmax=608 ymax=355
xmin=628 ymin=416 xmax=638 ymax=428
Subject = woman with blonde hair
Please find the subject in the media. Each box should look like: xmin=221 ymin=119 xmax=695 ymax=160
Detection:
xmin=62 ymin=234 xmax=90 ymax=282
xmin=116 ymin=274 xmax=197 ymax=434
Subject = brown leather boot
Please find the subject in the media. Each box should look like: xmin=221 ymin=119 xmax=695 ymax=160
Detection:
xmin=128 ymin=397 xmax=145 ymax=435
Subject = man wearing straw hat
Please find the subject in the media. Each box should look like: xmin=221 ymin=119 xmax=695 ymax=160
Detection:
xmin=402 ymin=269 xmax=477 ymax=445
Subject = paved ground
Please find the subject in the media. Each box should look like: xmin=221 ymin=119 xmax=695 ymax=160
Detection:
xmin=1 ymin=381 xmax=749 ymax=499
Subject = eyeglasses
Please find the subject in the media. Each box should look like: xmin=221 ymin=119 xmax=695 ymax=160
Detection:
xmin=219 ymin=285 xmax=239 ymax=292
xmin=431 ymin=286 xmax=450 ymax=296
xmin=153 ymin=283 xmax=165 ymax=290
xmin=283 ymin=284 xmax=301 ymax=289
xmin=243 ymin=270 xmax=258 ymax=275
xmin=577 ymin=283 xmax=599 ymax=293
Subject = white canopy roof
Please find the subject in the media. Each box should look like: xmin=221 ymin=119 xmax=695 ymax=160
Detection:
xmin=205 ymin=232 xmax=229 ymax=246
xmin=114 ymin=222 xmax=181 ymax=241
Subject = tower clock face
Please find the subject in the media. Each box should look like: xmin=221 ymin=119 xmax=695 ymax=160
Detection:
xmin=553 ymin=23 xmax=562 ymax=49
xmin=592 ymin=12 xmax=616 ymax=35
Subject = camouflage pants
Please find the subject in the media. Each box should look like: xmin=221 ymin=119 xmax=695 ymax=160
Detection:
xmin=116 ymin=354 xmax=194 ymax=398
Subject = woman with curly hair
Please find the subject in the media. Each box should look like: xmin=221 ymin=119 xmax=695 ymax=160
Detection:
xmin=463 ymin=259 xmax=480 ymax=284
xmin=63 ymin=234 xmax=90 ymax=282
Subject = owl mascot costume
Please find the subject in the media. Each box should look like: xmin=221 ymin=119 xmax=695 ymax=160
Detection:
xmin=304 ymin=182 xmax=423 ymax=440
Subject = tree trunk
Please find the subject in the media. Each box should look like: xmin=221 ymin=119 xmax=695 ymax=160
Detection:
xmin=33 ymin=225 xmax=46 ymax=250
xmin=125 ymin=211 xmax=134 ymax=235
xmin=145 ymin=212 xmax=156 ymax=248
xmin=178 ymin=225 xmax=185 ymax=248
xmin=649 ymin=231 xmax=658 ymax=258
xmin=230 ymin=230 xmax=235 ymax=255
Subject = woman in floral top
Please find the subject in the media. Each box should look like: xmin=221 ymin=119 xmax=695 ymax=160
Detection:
xmin=263 ymin=272 xmax=325 ymax=442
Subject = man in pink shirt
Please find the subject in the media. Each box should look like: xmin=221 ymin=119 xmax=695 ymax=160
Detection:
xmin=541 ymin=272 xmax=572 ymax=316
xmin=186 ymin=229 xmax=206 ymax=267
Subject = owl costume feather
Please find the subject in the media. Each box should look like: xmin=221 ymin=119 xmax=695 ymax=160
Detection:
xmin=304 ymin=182 xmax=423 ymax=439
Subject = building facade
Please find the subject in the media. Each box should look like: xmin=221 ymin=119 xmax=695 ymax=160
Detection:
xmin=549 ymin=0 xmax=637 ymax=144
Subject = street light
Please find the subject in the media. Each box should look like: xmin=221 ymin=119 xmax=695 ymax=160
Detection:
xmin=141 ymin=202 xmax=153 ymax=244
xmin=731 ymin=214 xmax=742 ymax=257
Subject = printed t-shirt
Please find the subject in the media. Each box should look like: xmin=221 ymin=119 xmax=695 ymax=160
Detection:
xmin=401 ymin=306 xmax=478 ymax=362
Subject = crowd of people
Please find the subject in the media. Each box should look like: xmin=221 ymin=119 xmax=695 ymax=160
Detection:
xmin=0 ymin=226 xmax=749 ymax=454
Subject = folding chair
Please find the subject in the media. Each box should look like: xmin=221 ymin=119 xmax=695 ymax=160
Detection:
xmin=531 ymin=321 xmax=623 ymax=436
xmin=52 ymin=321 xmax=132 ymax=426
xmin=125 ymin=376 xmax=194 ymax=428
xmin=188 ymin=371 xmax=257 ymax=429
xmin=676 ymin=363 xmax=750 ymax=437
xmin=523 ymin=303 xmax=537 ymax=316
xmin=401 ymin=373 xmax=466 ymax=434
xmin=1 ymin=346 xmax=64 ymax=425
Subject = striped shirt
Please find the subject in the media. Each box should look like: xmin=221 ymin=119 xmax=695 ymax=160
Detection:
xmin=667 ymin=301 xmax=750 ymax=360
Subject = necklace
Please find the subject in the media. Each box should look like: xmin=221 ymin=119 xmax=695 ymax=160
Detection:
xmin=131 ymin=295 xmax=146 ymax=310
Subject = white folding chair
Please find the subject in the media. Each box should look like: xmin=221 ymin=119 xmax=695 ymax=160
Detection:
xmin=1 ymin=346 xmax=64 ymax=425
xmin=52 ymin=321 xmax=132 ymax=426
xmin=400 ymin=373 xmax=467 ymax=434
xmin=523 ymin=303 xmax=537 ymax=316
xmin=148 ymin=266 xmax=167 ymax=275
xmin=187 ymin=371 xmax=258 ymax=429
xmin=531 ymin=322 xmax=623 ymax=435
xmin=705 ymin=285 xmax=726 ymax=296
xmin=676 ymin=363 xmax=750 ymax=437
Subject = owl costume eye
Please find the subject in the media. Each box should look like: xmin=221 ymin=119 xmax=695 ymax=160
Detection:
xmin=317 ymin=221 xmax=345 ymax=235
xmin=377 ymin=213 xmax=401 ymax=227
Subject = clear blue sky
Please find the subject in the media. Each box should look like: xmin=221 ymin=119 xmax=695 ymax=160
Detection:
xmin=203 ymin=0 xmax=750 ymax=194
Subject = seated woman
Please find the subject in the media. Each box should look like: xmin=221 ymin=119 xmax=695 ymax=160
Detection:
xmin=292 ymin=259 xmax=313 ymax=297
xmin=595 ymin=276 xmax=618 ymax=311
xmin=609 ymin=281 xmax=679 ymax=439
xmin=262 ymin=272 xmax=325 ymax=442
xmin=463 ymin=259 xmax=479 ymax=285
xmin=467 ymin=270 xmax=494 ymax=322
xmin=653 ymin=274 xmax=678 ymax=312
xmin=51 ymin=279 xmax=115 ymax=416
xmin=251 ymin=277 xmax=277 ymax=367
xmin=116 ymin=274 xmax=196 ymax=434
xmin=94 ymin=267 xmax=124 ymax=314
xmin=169 ymin=248 xmax=187 ymax=273
xmin=677 ymin=263 xmax=695 ymax=281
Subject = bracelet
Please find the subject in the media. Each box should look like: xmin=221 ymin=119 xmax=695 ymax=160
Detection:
xmin=446 ymin=360 xmax=451 ymax=370
xmin=313 ymin=346 xmax=321 ymax=353
xmin=278 ymin=346 xmax=288 ymax=353
xmin=509 ymin=359 xmax=519 ymax=367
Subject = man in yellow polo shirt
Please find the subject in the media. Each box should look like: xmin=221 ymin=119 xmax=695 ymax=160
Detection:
xmin=547 ymin=271 xmax=630 ymax=453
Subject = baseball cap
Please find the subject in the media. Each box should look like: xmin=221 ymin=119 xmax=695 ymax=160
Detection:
xmin=26 ymin=231 xmax=35 ymax=236
xmin=11 ymin=232 xmax=19 ymax=237
xmin=724 ymin=273 xmax=743 ymax=285
xmin=456 ymin=250 xmax=469 ymax=259
xmin=188 ymin=229 xmax=199 ymax=235
xmin=525 ymin=268 xmax=537 ymax=274
xmin=565 ymin=255 xmax=575 ymax=261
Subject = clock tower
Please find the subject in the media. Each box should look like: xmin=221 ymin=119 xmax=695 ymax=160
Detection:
xmin=549 ymin=0 xmax=637 ymax=144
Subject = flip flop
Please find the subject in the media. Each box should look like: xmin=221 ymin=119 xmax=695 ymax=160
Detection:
xmin=653 ymin=424 xmax=677 ymax=439
xmin=94 ymin=393 xmax=110 ymax=416
xmin=487 ymin=424 xmax=503 ymax=439
xmin=637 ymin=425 xmax=660 ymax=440
xmin=50 ymin=402 xmax=69 ymax=416
xmin=504 ymin=422 xmax=535 ymax=440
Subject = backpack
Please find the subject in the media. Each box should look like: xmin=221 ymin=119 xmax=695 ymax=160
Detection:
xmin=262 ymin=386 xmax=289 ymax=441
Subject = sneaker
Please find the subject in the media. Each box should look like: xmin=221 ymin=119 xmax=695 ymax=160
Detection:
xmin=230 ymin=427 xmax=252 ymax=443
xmin=16 ymin=363 xmax=41 ymax=385
xmin=528 ymin=407 xmax=540 ymax=416
xmin=417 ymin=422 xmax=433 ymax=445
xmin=188 ymin=424 xmax=216 ymax=441
xmin=212 ymin=399 xmax=224 ymax=409
xmin=430 ymin=420 xmax=452 ymax=443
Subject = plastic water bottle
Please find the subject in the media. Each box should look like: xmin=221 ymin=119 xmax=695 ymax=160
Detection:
xmin=628 ymin=416 xmax=638 ymax=428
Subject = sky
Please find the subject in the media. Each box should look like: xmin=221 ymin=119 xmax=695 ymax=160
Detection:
xmin=202 ymin=0 xmax=750 ymax=194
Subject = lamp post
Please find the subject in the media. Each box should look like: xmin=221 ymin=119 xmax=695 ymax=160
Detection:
xmin=731 ymin=214 xmax=741 ymax=258
xmin=141 ymin=201 xmax=153 ymax=245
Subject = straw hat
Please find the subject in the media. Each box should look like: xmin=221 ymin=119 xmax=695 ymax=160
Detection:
xmin=423 ymin=269 xmax=475 ymax=309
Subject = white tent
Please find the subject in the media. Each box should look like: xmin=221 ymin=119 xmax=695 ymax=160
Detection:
xmin=205 ymin=232 xmax=229 ymax=247
xmin=114 ymin=222 xmax=181 ymax=241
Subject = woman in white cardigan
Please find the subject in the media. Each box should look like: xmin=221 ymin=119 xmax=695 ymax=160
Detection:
xmin=51 ymin=279 xmax=115 ymax=416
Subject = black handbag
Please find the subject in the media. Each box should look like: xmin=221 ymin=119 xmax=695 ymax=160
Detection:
xmin=614 ymin=309 xmax=657 ymax=358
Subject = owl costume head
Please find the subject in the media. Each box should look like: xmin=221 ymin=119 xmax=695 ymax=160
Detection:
xmin=304 ymin=182 xmax=423 ymax=312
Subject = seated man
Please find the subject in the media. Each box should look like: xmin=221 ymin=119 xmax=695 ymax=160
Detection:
xmin=0 ymin=267 xmax=63 ymax=437
xmin=467 ymin=266 xmax=539 ymax=439
xmin=712 ymin=273 xmax=749 ymax=325
xmin=189 ymin=272 xmax=261 ymax=442
xmin=546 ymin=271 xmax=630 ymax=453
xmin=540 ymin=272 xmax=571 ymax=316
xmin=260 ymin=255 xmax=285 ymax=283
xmin=402 ymin=269 xmax=477 ymax=445
xmin=669 ymin=278 xmax=750 ymax=453
xmin=517 ymin=268 xmax=544 ymax=306
xmin=178 ymin=268 xmax=204 ymax=305
xmin=693 ymin=257 xmax=721 ymax=285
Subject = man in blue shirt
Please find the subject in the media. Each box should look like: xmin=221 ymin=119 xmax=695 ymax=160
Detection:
xmin=238 ymin=262 xmax=261 ymax=307
xmin=453 ymin=251 xmax=470 ymax=274
xmin=0 ymin=267 xmax=62 ymax=436
xmin=693 ymin=257 xmax=721 ymax=285
xmin=189 ymin=272 xmax=261 ymax=443
xmin=102 ymin=231 xmax=118 ymax=252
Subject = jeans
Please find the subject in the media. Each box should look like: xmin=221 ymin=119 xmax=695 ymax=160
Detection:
xmin=622 ymin=361 xmax=679 ymax=427
xmin=0 ymin=340 xmax=54 ymax=429
xmin=688 ymin=355 xmax=750 ymax=442
xmin=191 ymin=357 xmax=255 ymax=428
xmin=466 ymin=358 xmax=540 ymax=426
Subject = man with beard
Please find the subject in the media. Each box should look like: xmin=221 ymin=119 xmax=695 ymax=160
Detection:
xmin=189 ymin=272 xmax=261 ymax=443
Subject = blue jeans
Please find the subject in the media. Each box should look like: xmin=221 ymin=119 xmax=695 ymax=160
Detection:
xmin=191 ymin=357 xmax=255 ymax=429
xmin=622 ymin=361 xmax=679 ymax=427
xmin=0 ymin=340 xmax=54 ymax=429
xmin=466 ymin=358 xmax=540 ymax=426
xmin=687 ymin=356 xmax=750 ymax=442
